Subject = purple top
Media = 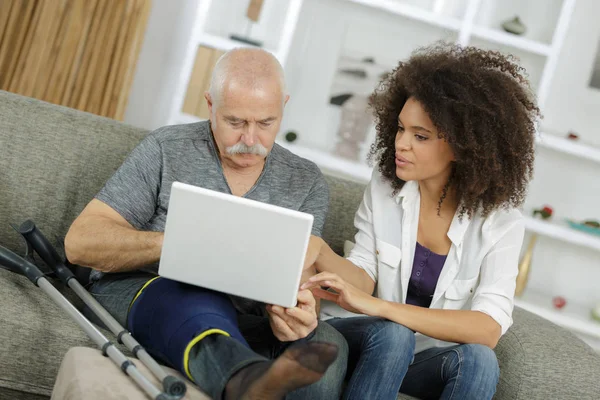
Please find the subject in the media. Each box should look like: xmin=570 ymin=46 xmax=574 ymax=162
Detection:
xmin=406 ymin=242 xmax=447 ymax=308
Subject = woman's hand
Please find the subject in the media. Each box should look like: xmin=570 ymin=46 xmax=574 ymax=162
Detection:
xmin=301 ymin=272 xmax=383 ymax=316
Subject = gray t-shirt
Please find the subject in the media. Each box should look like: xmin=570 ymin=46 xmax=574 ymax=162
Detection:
xmin=93 ymin=120 xmax=329 ymax=314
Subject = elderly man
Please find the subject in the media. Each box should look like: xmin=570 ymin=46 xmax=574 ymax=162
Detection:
xmin=64 ymin=48 xmax=347 ymax=399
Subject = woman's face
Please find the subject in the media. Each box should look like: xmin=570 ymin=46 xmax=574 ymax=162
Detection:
xmin=394 ymin=97 xmax=455 ymax=183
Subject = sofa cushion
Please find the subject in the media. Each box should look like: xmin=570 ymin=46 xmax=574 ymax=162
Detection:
xmin=52 ymin=347 xmax=209 ymax=400
xmin=322 ymin=175 xmax=364 ymax=255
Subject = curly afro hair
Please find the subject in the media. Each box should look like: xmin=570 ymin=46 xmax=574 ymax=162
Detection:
xmin=368 ymin=43 xmax=541 ymax=218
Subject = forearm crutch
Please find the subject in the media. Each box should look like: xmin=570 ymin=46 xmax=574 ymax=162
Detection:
xmin=14 ymin=220 xmax=187 ymax=398
xmin=0 ymin=243 xmax=172 ymax=400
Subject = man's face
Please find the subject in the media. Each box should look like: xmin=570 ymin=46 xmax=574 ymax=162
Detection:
xmin=207 ymin=79 xmax=289 ymax=169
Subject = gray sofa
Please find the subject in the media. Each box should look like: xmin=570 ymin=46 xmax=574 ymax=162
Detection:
xmin=0 ymin=90 xmax=599 ymax=400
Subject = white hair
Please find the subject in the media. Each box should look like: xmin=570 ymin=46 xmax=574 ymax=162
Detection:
xmin=208 ymin=48 xmax=287 ymax=108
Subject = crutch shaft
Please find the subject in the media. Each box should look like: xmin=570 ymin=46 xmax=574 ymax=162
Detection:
xmin=19 ymin=220 xmax=186 ymax=398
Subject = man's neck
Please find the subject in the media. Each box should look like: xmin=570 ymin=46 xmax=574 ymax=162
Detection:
xmin=221 ymin=158 xmax=266 ymax=196
xmin=221 ymin=158 xmax=265 ymax=176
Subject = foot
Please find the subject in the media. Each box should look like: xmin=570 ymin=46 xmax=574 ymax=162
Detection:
xmin=224 ymin=341 xmax=339 ymax=400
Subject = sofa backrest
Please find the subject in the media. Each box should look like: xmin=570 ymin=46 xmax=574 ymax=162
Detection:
xmin=0 ymin=91 xmax=147 ymax=256
xmin=0 ymin=90 xmax=364 ymax=261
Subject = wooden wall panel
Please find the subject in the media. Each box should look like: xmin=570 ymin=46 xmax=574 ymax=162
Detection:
xmin=0 ymin=0 xmax=151 ymax=120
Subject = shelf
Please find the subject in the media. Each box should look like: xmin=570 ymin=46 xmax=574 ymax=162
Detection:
xmin=515 ymin=289 xmax=600 ymax=341
xmin=536 ymin=132 xmax=600 ymax=164
xmin=197 ymin=33 xmax=276 ymax=54
xmin=347 ymin=0 xmax=462 ymax=31
xmin=524 ymin=216 xmax=600 ymax=253
xmin=471 ymin=26 xmax=552 ymax=56
xmin=276 ymin=142 xmax=372 ymax=183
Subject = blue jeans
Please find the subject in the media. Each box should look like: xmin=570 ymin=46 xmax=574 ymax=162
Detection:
xmin=87 ymin=272 xmax=348 ymax=399
xmin=327 ymin=316 xmax=499 ymax=400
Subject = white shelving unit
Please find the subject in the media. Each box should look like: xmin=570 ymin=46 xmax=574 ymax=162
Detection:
xmin=275 ymin=0 xmax=580 ymax=182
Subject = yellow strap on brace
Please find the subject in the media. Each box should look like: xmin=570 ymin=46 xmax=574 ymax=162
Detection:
xmin=128 ymin=276 xmax=161 ymax=314
xmin=183 ymin=329 xmax=231 ymax=381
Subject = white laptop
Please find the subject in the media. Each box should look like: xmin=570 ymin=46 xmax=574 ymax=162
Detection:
xmin=158 ymin=182 xmax=314 ymax=308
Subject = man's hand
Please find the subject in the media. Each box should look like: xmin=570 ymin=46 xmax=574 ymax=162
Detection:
xmin=266 ymin=289 xmax=318 ymax=342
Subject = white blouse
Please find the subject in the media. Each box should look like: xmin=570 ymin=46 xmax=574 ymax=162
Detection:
xmin=321 ymin=170 xmax=525 ymax=353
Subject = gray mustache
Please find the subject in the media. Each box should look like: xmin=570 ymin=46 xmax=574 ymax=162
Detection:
xmin=226 ymin=142 xmax=268 ymax=156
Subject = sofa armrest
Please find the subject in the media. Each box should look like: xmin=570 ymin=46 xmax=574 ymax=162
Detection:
xmin=495 ymin=307 xmax=600 ymax=399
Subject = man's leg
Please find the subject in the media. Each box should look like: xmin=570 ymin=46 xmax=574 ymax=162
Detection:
xmin=238 ymin=314 xmax=349 ymax=400
xmin=87 ymin=271 xmax=153 ymax=327
xmin=286 ymin=321 xmax=348 ymax=400
xmin=327 ymin=316 xmax=416 ymax=400
xmin=400 ymin=344 xmax=500 ymax=400
xmin=92 ymin=275 xmax=339 ymax=399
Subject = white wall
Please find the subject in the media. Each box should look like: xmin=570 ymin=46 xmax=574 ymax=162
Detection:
xmin=123 ymin=0 xmax=197 ymax=130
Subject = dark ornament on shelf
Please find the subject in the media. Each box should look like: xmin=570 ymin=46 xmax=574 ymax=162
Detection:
xmin=330 ymin=93 xmax=353 ymax=106
xmin=340 ymin=69 xmax=367 ymax=79
xmin=284 ymin=131 xmax=298 ymax=143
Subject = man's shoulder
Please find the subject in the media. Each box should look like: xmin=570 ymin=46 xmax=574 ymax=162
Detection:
xmin=270 ymin=143 xmax=324 ymax=182
xmin=148 ymin=120 xmax=211 ymax=146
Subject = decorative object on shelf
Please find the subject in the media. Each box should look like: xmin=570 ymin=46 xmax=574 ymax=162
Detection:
xmin=334 ymin=94 xmax=372 ymax=160
xmin=552 ymin=296 xmax=567 ymax=310
xmin=329 ymin=53 xmax=390 ymax=160
xmin=516 ymin=205 xmax=554 ymax=297
xmin=501 ymin=16 xmax=527 ymax=36
xmin=590 ymin=40 xmax=600 ymax=90
xmin=533 ymin=205 xmax=554 ymax=219
xmin=182 ymin=46 xmax=225 ymax=119
xmin=566 ymin=219 xmax=600 ymax=237
xmin=592 ymin=304 xmax=600 ymax=323
xmin=330 ymin=93 xmax=353 ymax=106
xmin=230 ymin=0 xmax=264 ymax=47
xmin=284 ymin=131 xmax=298 ymax=143
xmin=567 ymin=131 xmax=579 ymax=140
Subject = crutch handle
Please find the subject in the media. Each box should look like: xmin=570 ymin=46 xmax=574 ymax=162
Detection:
xmin=18 ymin=220 xmax=76 ymax=284
xmin=0 ymin=244 xmax=45 ymax=285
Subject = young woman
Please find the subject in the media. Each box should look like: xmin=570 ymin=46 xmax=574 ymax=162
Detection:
xmin=301 ymin=44 xmax=540 ymax=400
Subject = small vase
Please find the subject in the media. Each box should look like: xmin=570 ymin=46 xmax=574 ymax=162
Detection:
xmin=515 ymin=233 xmax=537 ymax=297
xmin=502 ymin=16 xmax=526 ymax=36
xmin=333 ymin=94 xmax=372 ymax=161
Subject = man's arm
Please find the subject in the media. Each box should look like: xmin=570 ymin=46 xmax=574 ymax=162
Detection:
xmin=65 ymin=133 xmax=164 ymax=272
xmin=65 ymin=199 xmax=163 ymax=272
